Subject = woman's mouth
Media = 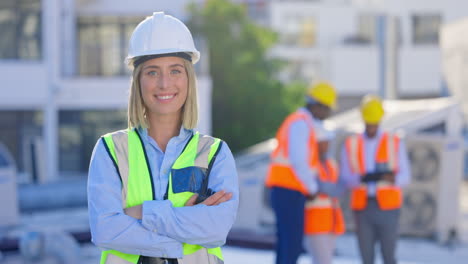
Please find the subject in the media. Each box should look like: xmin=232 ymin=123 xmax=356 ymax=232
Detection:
xmin=155 ymin=93 xmax=176 ymax=102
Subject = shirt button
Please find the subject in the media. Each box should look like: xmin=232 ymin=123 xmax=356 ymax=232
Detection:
xmin=153 ymin=229 xmax=157 ymax=232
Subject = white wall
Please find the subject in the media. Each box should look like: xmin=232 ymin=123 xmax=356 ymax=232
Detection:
xmin=57 ymin=77 xmax=129 ymax=109
xmin=269 ymin=0 xmax=468 ymax=97
xmin=76 ymin=0 xmax=198 ymax=19
xmin=56 ymin=75 xmax=212 ymax=134
xmin=331 ymin=45 xmax=379 ymax=95
xmin=0 ymin=63 xmax=48 ymax=109
xmin=196 ymin=76 xmax=213 ymax=135
xmin=399 ymin=47 xmax=441 ymax=97
xmin=270 ymin=2 xmax=355 ymax=48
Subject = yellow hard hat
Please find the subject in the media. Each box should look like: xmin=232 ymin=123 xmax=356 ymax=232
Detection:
xmin=360 ymin=94 xmax=384 ymax=124
xmin=307 ymin=81 xmax=337 ymax=108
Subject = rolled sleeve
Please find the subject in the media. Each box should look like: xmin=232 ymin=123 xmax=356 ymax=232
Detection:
xmin=141 ymin=142 xmax=239 ymax=248
xmin=88 ymin=139 xmax=183 ymax=258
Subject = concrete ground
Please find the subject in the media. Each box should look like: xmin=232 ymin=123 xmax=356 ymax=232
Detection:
xmin=3 ymin=235 xmax=468 ymax=264
xmin=1 ymin=182 xmax=468 ymax=263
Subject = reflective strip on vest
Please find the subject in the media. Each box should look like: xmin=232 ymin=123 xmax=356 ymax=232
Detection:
xmin=345 ymin=132 xmax=402 ymax=211
xmin=346 ymin=135 xmax=364 ymax=175
xmin=385 ymin=133 xmax=399 ymax=172
xmin=304 ymin=159 xmax=345 ymax=235
xmin=104 ymin=253 xmax=137 ymax=264
xmin=177 ymin=247 xmax=223 ymax=264
xmin=270 ymin=152 xmax=290 ymax=166
xmin=168 ymin=133 xmax=224 ymax=262
xmin=103 ymin=130 xmax=130 ymax=208
xmin=305 ymin=196 xmax=333 ymax=208
xmin=100 ymin=129 xmax=224 ymax=264
xmin=265 ymin=111 xmax=317 ymax=194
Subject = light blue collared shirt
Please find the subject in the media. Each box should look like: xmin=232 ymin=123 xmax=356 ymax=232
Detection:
xmin=288 ymin=108 xmax=321 ymax=194
xmin=340 ymin=130 xmax=411 ymax=196
xmin=87 ymin=127 xmax=239 ymax=258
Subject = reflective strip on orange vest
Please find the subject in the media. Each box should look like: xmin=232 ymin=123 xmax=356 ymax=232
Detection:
xmin=265 ymin=111 xmax=317 ymax=194
xmin=346 ymin=132 xmax=402 ymax=210
xmin=304 ymin=159 xmax=345 ymax=235
xmin=305 ymin=196 xmax=333 ymax=208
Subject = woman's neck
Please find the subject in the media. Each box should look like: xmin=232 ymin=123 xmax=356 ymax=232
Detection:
xmin=147 ymin=112 xmax=182 ymax=152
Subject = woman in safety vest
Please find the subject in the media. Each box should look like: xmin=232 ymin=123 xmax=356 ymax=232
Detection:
xmin=340 ymin=95 xmax=410 ymax=264
xmin=304 ymin=121 xmax=345 ymax=264
xmin=87 ymin=12 xmax=238 ymax=264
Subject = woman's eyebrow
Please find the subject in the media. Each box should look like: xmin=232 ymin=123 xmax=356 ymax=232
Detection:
xmin=142 ymin=65 xmax=160 ymax=70
xmin=170 ymin=63 xmax=184 ymax=68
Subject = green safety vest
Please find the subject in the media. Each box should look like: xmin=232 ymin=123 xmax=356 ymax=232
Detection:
xmin=99 ymin=128 xmax=224 ymax=264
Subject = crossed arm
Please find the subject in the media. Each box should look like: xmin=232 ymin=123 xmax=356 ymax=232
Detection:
xmin=88 ymin=140 xmax=239 ymax=258
xmin=124 ymin=190 xmax=233 ymax=218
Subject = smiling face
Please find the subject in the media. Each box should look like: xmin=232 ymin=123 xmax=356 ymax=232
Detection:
xmin=139 ymin=56 xmax=188 ymax=120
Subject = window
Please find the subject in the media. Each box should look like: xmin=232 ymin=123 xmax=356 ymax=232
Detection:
xmin=357 ymin=14 xmax=377 ymax=44
xmin=0 ymin=0 xmax=42 ymax=60
xmin=280 ymin=14 xmax=317 ymax=47
xmin=78 ymin=16 xmax=143 ymax=76
xmin=412 ymin=14 xmax=441 ymax=45
xmin=59 ymin=110 xmax=126 ymax=174
xmin=237 ymin=0 xmax=268 ymax=23
xmin=0 ymin=111 xmax=42 ymax=179
xmin=280 ymin=59 xmax=320 ymax=83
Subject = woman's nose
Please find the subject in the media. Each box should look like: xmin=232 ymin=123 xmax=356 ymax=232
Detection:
xmin=157 ymin=73 xmax=170 ymax=90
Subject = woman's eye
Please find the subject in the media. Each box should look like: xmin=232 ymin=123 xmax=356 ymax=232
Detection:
xmin=147 ymin=71 xmax=157 ymax=76
xmin=171 ymin=69 xmax=181 ymax=74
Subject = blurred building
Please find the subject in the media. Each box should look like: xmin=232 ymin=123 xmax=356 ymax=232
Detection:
xmin=268 ymin=0 xmax=468 ymax=100
xmin=0 ymin=0 xmax=212 ymax=182
xmin=232 ymin=0 xmax=270 ymax=26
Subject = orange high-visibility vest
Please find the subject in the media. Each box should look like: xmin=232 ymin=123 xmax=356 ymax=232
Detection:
xmin=304 ymin=159 xmax=345 ymax=235
xmin=265 ymin=111 xmax=318 ymax=195
xmin=345 ymin=132 xmax=402 ymax=211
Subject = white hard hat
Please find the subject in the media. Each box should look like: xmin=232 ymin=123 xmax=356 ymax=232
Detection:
xmin=126 ymin=12 xmax=200 ymax=65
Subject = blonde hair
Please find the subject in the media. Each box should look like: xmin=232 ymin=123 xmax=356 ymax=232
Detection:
xmin=128 ymin=58 xmax=198 ymax=130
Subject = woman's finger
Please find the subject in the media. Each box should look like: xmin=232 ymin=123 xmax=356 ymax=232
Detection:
xmin=212 ymin=192 xmax=233 ymax=206
xmin=185 ymin=194 xmax=198 ymax=206
xmin=202 ymin=190 xmax=226 ymax=206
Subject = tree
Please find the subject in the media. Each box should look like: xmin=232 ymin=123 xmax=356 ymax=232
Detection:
xmin=188 ymin=0 xmax=305 ymax=152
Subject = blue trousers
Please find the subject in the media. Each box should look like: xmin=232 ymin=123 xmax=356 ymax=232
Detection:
xmin=271 ymin=187 xmax=306 ymax=264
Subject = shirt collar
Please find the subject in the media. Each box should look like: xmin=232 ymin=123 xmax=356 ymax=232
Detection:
xmin=137 ymin=126 xmax=193 ymax=146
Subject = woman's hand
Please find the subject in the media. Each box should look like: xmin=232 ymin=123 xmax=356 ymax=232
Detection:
xmin=124 ymin=205 xmax=142 ymax=220
xmin=185 ymin=190 xmax=233 ymax=206
xmin=124 ymin=190 xmax=232 ymax=218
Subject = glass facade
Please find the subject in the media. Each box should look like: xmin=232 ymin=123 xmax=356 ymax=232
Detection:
xmin=357 ymin=14 xmax=377 ymax=44
xmin=77 ymin=16 xmax=143 ymax=76
xmin=58 ymin=110 xmax=127 ymax=175
xmin=412 ymin=14 xmax=441 ymax=45
xmin=0 ymin=0 xmax=42 ymax=60
xmin=280 ymin=14 xmax=317 ymax=47
xmin=0 ymin=111 xmax=43 ymax=181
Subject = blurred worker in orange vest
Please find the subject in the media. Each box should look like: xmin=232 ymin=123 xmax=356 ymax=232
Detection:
xmin=340 ymin=95 xmax=411 ymax=264
xmin=265 ymin=81 xmax=338 ymax=264
xmin=304 ymin=121 xmax=345 ymax=264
